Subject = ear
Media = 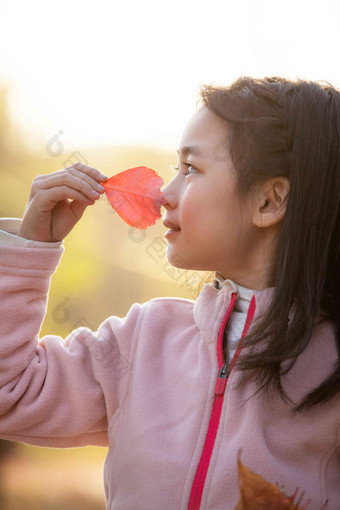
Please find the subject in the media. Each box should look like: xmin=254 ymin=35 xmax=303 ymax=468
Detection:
xmin=252 ymin=177 xmax=289 ymax=228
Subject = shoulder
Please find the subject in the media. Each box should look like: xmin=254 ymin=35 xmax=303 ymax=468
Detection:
xmin=146 ymin=295 xmax=195 ymax=307
xmin=139 ymin=296 xmax=195 ymax=323
xmin=298 ymin=318 xmax=338 ymax=374
xmin=100 ymin=296 xmax=196 ymax=335
xmin=283 ymin=318 xmax=338 ymax=399
xmin=131 ymin=296 xmax=197 ymax=339
xmin=124 ymin=297 xmax=197 ymax=355
xmin=311 ymin=318 xmax=338 ymax=358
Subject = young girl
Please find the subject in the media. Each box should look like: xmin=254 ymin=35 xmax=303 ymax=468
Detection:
xmin=0 ymin=76 xmax=339 ymax=510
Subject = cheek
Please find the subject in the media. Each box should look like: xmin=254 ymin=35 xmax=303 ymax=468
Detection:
xmin=181 ymin=188 xmax=220 ymax=234
xmin=181 ymin=193 xmax=214 ymax=236
xmin=179 ymin=186 xmax=200 ymax=219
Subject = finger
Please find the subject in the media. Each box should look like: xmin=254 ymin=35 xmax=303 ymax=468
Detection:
xmin=67 ymin=167 xmax=107 ymax=193
xmin=67 ymin=162 xmax=108 ymax=183
xmin=35 ymin=185 xmax=99 ymax=208
xmin=70 ymin=197 xmax=96 ymax=221
xmin=32 ymin=172 xmax=104 ymax=202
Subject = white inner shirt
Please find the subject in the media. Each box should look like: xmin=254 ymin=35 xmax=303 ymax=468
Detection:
xmin=214 ymin=272 xmax=255 ymax=363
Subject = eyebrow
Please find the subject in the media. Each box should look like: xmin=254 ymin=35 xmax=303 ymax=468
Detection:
xmin=176 ymin=145 xmax=205 ymax=158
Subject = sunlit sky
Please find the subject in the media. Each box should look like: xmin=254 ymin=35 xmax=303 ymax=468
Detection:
xmin=0 ymin=0 xmax=339 ymax=151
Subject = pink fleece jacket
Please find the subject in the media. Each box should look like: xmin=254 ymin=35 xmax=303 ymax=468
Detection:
xmin=0 ymin=221 xmax=340 ymax=510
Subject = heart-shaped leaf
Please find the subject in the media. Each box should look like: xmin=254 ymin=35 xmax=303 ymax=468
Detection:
xmin=102 ymin=166 xmax=166 ymax=229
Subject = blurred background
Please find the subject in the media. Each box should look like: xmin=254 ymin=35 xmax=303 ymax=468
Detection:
xmin=0 ymin=0 xmax=340 ymax=508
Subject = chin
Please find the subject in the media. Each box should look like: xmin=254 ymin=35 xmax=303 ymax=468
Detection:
xmin=169 ymin=257 xmax=208 ymax=274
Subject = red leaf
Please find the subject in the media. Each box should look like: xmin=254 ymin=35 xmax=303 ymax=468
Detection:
xmin=102 ymin=166 xmax=166 ymax=229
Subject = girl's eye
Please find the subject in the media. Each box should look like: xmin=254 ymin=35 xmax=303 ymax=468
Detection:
xmin=173 ymin=163 xmax=196 ymax=176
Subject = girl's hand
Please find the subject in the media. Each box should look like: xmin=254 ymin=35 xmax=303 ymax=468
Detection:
xmin=17 ymin=162 xmax=108 ymax=243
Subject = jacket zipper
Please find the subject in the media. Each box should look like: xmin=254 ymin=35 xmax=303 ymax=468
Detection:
xmin=187 ymin=292 xmax=257 ymax=510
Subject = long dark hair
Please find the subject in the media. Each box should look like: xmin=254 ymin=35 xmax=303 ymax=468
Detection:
xmin=197 ymin=76 xmax=340 ymax=412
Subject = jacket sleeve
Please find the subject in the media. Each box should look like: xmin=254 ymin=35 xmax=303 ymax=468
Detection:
xmin=0 ymin=219 xmax=140 ymax=448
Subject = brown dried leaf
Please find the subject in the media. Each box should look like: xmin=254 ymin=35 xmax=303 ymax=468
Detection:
xmin=234 ymin=455 xmax=304 ymax=510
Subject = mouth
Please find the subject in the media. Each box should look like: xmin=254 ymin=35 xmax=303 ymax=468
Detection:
xmin=164 ymin=227 xmax=181 ymax=238
xmin=163 ymin=221 xmax=181 ymax=231
xmin=163 ymin=220 xmax=181 ymax=237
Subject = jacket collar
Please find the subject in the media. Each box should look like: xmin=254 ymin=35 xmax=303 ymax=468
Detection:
xmin=193 ymin=272 xmax=275 ymax=344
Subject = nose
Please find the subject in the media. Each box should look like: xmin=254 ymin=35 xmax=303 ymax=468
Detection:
xmin=161 ymin=179 xmax=178 ymax=211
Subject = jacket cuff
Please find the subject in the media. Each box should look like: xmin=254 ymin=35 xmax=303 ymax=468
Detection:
xmin=0 ymin=218 xmax=64 ymax=277
xmin=0 ymin=218 xmax=64 ymax=249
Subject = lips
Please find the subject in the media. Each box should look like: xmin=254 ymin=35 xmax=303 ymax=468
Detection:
xmin=163 ymin=220 xmax=181 ymax=231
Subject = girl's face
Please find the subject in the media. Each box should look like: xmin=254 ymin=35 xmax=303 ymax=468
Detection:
xmin=161 ymin=106 xmax=268 ymax=289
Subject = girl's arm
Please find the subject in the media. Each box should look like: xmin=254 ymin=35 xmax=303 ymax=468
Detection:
xmin=0 ymin=228 xmax=139 ymax=447
xmin=0 ymin=165 xmax=139 ymax=447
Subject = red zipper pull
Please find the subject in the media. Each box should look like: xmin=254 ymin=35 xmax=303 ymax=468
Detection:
xmin=215 ymin=362 xmax=230 ymax=396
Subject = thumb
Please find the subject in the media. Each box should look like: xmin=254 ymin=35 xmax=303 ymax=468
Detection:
xmin=70 ymin=198 xmax=94 ymax=222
